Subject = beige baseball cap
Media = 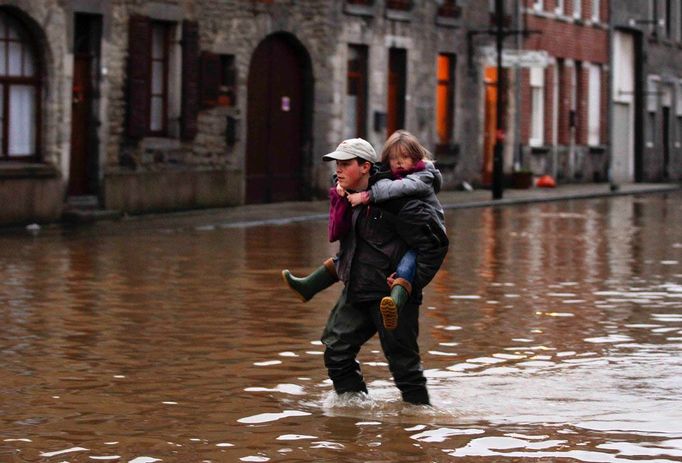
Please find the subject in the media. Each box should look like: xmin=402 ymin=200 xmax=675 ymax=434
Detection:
xmin=322 ymin=138 xmax=378 ymax=163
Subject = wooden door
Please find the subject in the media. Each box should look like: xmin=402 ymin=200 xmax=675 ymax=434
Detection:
xmin=246 ymin=35 xmax=307 ymax=203
xmin=68 ymin=53 xmax=92 ymax=196
xmin=387 ymin=48 xmax=406 ymax=138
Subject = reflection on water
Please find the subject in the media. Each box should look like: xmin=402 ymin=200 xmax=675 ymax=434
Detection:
xmin=1 ymin=193 xmax=682 ymax=462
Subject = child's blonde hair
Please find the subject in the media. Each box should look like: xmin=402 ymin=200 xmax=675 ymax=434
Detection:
xmin=380 ymin=130 xmax=432 ymax=164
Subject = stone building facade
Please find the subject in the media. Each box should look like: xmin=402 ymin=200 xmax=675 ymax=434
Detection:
xmin=0 ymin=0 xmax=498 ymax=225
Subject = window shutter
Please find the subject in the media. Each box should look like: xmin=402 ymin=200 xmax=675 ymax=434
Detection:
xmin=200 ymin=51 xmax=221 ymax=108
xmin=181 ymin=20 xmax=199 ymax=140
xmin=127 ymin=15 xmax=151 ymax=139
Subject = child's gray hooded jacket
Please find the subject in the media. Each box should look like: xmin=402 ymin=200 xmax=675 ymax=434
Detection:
xmin=369 ymin=160 xmax=445 ymax=231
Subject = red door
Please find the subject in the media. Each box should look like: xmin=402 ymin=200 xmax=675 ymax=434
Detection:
xmin=387 ymin=48 xmax=406 ymax=138
xmin=246 ymin=34 xmax=308 ymax=203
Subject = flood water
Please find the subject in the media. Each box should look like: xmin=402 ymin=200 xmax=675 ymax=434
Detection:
xmin=1 ymin=192 xmax=682 ymax=463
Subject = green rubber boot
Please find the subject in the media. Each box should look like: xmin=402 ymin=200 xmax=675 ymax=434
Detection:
xmin=282 ymin=258 xmax=338 ymax=302
xmin=379 ymin=278 xmax=412 ymax=330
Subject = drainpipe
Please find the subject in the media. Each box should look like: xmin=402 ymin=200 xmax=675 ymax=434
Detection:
xmin=514 ymin=0 xmax=522 ymax=171
xmin=607 ymin=0 xmax=617 ymax=190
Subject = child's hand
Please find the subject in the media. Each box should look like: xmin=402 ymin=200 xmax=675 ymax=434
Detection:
xmin=386 ymin=272 xmax=397 ymax=287
xmin=336 ymin=183 xmax=346 ymax=197
xmin=347 ymin=191 xmax=370 ymax=207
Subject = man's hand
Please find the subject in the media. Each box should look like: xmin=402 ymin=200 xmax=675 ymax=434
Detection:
xmin=347 ymin=191 xmax=370 ymax=207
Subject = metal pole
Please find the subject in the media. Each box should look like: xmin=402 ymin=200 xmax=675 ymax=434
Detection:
xmin=492 ymin=0 xmax=505 ymax=199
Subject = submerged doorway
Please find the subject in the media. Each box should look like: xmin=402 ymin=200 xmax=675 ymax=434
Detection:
xmin=68 ymin=13 xmax=102 ymax=198
xmin=245 ymin=33 xmax=312 ymax=204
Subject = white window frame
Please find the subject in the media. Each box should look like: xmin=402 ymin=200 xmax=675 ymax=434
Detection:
xmin=647 ymin=75 xmax=660 ymax=113
xmin=533 ymin=0 xmax=543 ymax=12
xmin=592 ymin=0 xmax=600 ymax=22
xmin=530 ymin=67 xmax=545 ymax=147
xmin=573 ymin=0 xmax=582 ymax=19
xmin=555 ymin=0 xmax=565 ymax=15
xmin=587 ymin=64 xmax=601 ymax=146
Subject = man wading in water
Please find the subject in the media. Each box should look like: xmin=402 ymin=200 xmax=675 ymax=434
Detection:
xmin=285 ymin=137 xmax=448 ymax=405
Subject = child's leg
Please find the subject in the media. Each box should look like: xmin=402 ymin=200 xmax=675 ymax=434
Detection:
xmin=282 ymin=258 xmax=338 ymax=302
xmin=380 ymin=250 xmax=416 ymax=330
xmin=395 ymin=249 xmax=417 ymax=283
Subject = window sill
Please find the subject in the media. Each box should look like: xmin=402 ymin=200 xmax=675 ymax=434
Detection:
xmin=0 ymin=162 xmax=60 ymax=179
xmin=140 ymin=137 xmax=182 ymax=151
xmin=385 ymin=8 xmax=412 ymax=22
xmin=435 ymin=15 xmax=459 ymax=28
xmin=344 ymin=3 xmax=374 ymax=17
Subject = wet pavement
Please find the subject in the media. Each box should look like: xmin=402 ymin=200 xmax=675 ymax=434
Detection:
xmin=1 ymin=190 xmax=682 ymax=462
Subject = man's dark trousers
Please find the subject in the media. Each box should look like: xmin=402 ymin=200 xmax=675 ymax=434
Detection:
xmin=321 ymin=288 xmax=429 ymax=405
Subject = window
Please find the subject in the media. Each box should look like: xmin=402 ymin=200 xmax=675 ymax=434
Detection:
xmin=647 ymin=112 xmax=656 ymax=146
xmin=574 ymin=61 xmax=583 ymax=143
xmin=647 ymin=75 xmax=660 ymax=113
xmin=0 ymin=10 xmax=40 ymax=160
xmin=386 ymin=0 xmax=411 ymax=10
xmin=592 ymin=0 xmax=600 ymax=22
xmin=556 ymin=0 xmax=565 ymax=15
xmin=663 ymin=0 xmax=672 ymax=36
xmin=573 ymin=0 xmax=582 ymax=19
xmin=345 ymin=45 xmax=368 ymax=139
xmin=435 ymin=53 xmax=456 ymax=147
xmin=199 ymin=53 xmax=236 ymax=108
xmin=128 ymin=17 xmax=198 ymax=141
xmin=149 ymin=21 xmax=171 ymax=135
xmin=437 ymin=0 xmax=461 ymax=18
xmin=678 ymin=0 xmax=682 ymax=41
xmin=646 ymin=75 xmax=659 ymax=146
xmin=530 ymin=67 xmax=545 ymax=146
xmin=587 ymin=64 xmax=601 ymax=145
xmin=533 ymin=0 xmax=544 ymax=12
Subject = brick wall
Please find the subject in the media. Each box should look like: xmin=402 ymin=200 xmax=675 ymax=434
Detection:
xmin=520 ymin=69 xmax=531 ymax=144
xmin=521 ymin=1 xmax=610 ymax=181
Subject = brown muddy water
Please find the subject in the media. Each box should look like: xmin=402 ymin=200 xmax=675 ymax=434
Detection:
xmin=1 ymin=193 xmax=682 ymax=462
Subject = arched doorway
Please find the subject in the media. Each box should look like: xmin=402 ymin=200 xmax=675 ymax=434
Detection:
xmin=246 ymin=33 xmax=312 ymax=204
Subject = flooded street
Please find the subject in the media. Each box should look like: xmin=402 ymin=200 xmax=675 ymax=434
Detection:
xmin=2 ymin=192 xmax=682 ymax=462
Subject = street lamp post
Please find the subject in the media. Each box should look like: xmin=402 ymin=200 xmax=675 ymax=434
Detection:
xmin=492 ymin=0 xmax=505 ymax=200
xmin=467 ymin=1 xmax=539 ymax=200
